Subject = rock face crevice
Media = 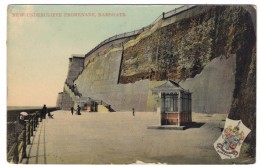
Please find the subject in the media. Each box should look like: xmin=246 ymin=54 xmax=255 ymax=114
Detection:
xmin=227 ymin=6 xmax=256 ymax=157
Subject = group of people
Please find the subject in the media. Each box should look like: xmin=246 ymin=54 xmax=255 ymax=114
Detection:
xmin=70 ymin=105 xmax=81 ymax=115
xmin=41 ymin=104 xmax=81 ymax=118
xmin=41 ymin=104 xmax=53 ymax=119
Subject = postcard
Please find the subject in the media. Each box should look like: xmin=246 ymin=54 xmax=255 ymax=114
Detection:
xmin=6 ymin=4 xmax=256 ymax=164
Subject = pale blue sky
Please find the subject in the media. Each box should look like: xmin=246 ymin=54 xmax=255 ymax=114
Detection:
xmin=7 ymin=5 xmax=181 ymax=106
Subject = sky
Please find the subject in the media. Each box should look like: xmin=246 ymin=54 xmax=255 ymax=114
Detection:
xmin=7 ymin=4 xmax=182 ymax=107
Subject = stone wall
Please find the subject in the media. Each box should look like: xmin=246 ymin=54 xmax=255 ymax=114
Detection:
xmin=61 ymin=91 xmax=74 ymax=110
xmin=66 ymin=55 xmax=85 ymax=86
xmin=179 ymin=55 xmax=236 ymax=114
xmin=56 ymin=92 xmax=63 ymax=109
xmin=72 ymin=5 xmax=253 ymax=114
xmin=75 ymin=47 xmax=150 ymax=111
xmin=74 ymin=46 xmax=236 ymax=114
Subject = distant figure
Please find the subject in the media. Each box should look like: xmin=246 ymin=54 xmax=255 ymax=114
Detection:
xmin=77 ymin=105 xmax=81 ymax=115
xmin=71 ymin=107 xmax=74 ymax=115
xmin=132 ymin=108 xmax=135 ymax=116
xmin=42 ymin=104 xmax=47 ymax=119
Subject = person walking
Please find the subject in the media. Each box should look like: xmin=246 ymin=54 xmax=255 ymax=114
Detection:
xmin=132 ymin=108 xmax=135 ymax=116
xmin=71 ymin=106 xmax=74 ymax=115
xmin=77 ymin=105 xmax=81 ymax=115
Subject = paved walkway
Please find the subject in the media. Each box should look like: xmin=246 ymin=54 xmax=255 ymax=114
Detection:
xmin=22 ymin=111 xmax=254 ymax=164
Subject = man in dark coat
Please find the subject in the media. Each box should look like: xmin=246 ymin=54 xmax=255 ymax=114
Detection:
xmin=42 ymin=104 xmax=47 ymax=119
xmin=77 ymin=105 xmax=81 ymax=115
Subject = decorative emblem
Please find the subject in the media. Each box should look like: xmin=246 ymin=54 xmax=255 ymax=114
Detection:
xmin=214 ymin=118 xmax=251 ymax=159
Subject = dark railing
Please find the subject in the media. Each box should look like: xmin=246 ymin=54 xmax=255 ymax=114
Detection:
xmin=7 ymin=111 xmax=40 ymax=163
xmin=63 ymin=83 xmax=114 ymax=111
xmin=84 ymin=5 xmax=196 ymax=59
xmin=7 ymin=107 xmax=57 ymax=163
xmin=65 ymin=82 xmax=81 ymax=97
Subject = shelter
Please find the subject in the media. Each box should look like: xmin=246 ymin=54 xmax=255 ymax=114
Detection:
xmin=152 ymin=80 xmax=192 ymax=126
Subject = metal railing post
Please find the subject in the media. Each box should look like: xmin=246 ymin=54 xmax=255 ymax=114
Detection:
xmin=32 ymin=117 xmax=35 ymax=132
xmin=36 ymin=113 xmax=39 ymax=126
xmin=22 ymin=126 xmax=27 ymax=159
xmin=30 ymin=119 xmax=33 ymax=137
xmin=27 ymin=121 xmax=31 ymax=144
xmin=13 ymin=133 xmax=19 ymax=164
xmin=34 ymin=116 xmax=37 ymax=130
xmin=40 ymin=112 xmax=42 ymax=122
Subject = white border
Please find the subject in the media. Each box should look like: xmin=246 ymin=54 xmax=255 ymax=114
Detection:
xmin=1 ymin=1 xmax=259 ymax=167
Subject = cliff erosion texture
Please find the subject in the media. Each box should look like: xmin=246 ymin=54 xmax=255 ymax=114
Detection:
xmin=61 ymin=5 xmax=256 ymax=157
xmin=119 ymin=6 xmax=255 ymax=84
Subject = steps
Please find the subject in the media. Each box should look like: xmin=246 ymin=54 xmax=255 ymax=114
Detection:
xmin=63 ymin=83 xmax=114 ymax=112
xmin=64 ymin=84 xmax=80 ymax=108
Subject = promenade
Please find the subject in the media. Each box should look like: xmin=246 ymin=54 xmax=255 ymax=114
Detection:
xmin=22 ymin=111 xmax=253 ymax=164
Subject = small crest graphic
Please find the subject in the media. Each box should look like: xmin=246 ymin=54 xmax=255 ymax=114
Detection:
xmin=214 ymin=118 xmax=251 ymax=159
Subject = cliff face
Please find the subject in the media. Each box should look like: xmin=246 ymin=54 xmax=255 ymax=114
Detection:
xmin=119 ymin=6 xmax=255 ymax=84
xmin=226 ymin=6 xmax=256 ymax=156
xmin=61 ymin=5 xmax=256 ymax=157
xmin=117 ymin=5 xmax=256 ymax=155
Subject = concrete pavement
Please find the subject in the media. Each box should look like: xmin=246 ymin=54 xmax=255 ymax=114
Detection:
xmin=22 ymin=110 xmax=254 ymax=164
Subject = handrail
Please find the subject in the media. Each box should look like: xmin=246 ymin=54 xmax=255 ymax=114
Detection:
xmin=7 ymin=111 xmax=41 ymax=163
xmin=64 ymin=83 xmax=112 ymax=111
xmin=84 ymin=5 xmax=196 ymax=59
xmin=64 ymin=82 xmax=80 ymax=99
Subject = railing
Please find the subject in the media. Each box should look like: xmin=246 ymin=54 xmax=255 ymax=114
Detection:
xmin=63 ymin=84 xmax=113 ymax=111
xmin=7 ymin=108 xmax=57 ymax=163
xmin=164 ymin=4 xmax=196 ymax=18
xmin=64 ymin=82 xmax=81 ymax=99
xmin=84 ymin=5 xmax=196 ymax=59
xmin=7 ymin=111 xmax=40 ymax=163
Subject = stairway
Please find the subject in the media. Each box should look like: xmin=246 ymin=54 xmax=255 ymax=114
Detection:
xmin=64 ymin=83 xmax=80 ymax=109
xmin=63 ymin=83 xmax=114 ymax=112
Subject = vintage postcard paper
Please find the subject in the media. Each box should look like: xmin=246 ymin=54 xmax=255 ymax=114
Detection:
xmin=6 ymin=4 xmax=256 ymax=164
